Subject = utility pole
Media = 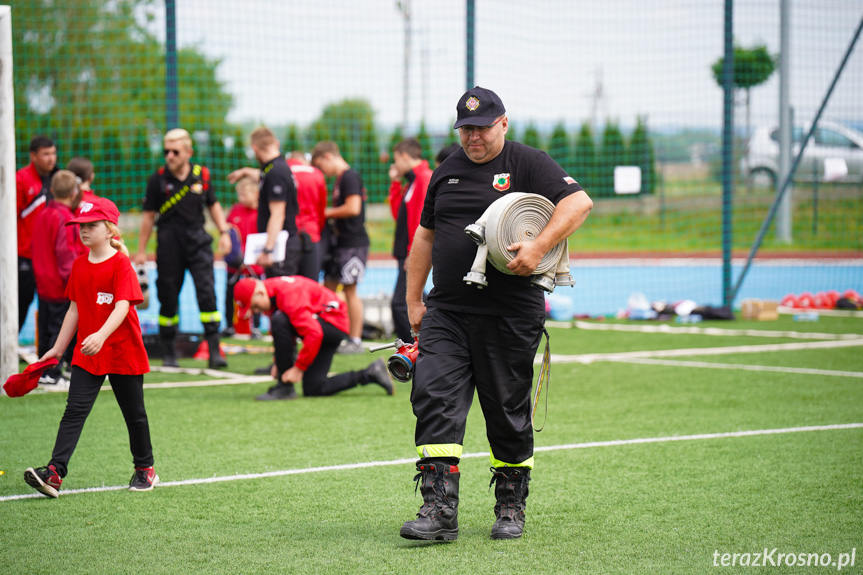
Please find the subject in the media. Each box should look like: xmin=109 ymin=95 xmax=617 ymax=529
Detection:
xmin=165 ymin=0 xmax=179 ymax=130
xmin=398 ymin=0 xmax=411 ymax=131
xmin=776 ymin=0 xmax=793 ymax=243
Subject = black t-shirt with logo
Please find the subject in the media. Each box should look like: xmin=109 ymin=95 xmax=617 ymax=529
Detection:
xmin=331 ymin=169 xmax=369 ymax=248
xmin=257 ymin=157 xmax=299 ymax=236
xmin=421 ymin=141 xmax=584 ymax=317
xmin=144 ymin=164 xmax=216 ymax=228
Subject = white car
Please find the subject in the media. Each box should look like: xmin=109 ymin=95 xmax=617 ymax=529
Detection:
xmin=745 ymin=120 xmax=863 ymax=188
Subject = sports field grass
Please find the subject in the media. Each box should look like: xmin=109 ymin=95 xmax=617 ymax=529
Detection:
xmin=2 ymin=315 xmax=861 ymax=574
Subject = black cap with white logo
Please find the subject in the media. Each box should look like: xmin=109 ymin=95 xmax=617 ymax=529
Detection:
xmin=453 ymin=86 xmax=506 ymax=129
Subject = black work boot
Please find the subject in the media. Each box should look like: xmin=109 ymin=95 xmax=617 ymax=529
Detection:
xmin=489 ymin=466 xmax=531 ymax=540
xmin=400 ymin=461 xmax=460 ymax=541
xmin=161 ymin=338 xmax=179 ymax=368
xmin=207 ymin=334 xmax=227 ymax=369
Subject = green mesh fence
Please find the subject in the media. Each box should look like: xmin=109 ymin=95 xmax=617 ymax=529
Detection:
xmin=11 ymin=0 xmax=863 ymax=314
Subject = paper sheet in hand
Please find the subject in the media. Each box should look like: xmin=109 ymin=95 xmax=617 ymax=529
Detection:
xmin=244 ymin=231 xmax=289 ymax=265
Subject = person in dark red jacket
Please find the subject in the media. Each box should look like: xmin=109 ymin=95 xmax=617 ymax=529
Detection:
xmin=17 ymin=135 xmax=58 ymax=332
xmin=32 ymin=171 xmax=88 ymax=386
xmin=387 ymin=138 xmax=432 ymax=341
xmin=233 ymin=276 xmax=394 ymax=401
xmin=288 ymin=152 xmax=328 ymax=280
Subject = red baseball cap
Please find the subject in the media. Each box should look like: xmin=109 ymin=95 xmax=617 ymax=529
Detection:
xmin=67 ymin=196 xmax=120 ymax=226
xmin=233 ymin=278 xmax=258 ymax=319
xmin=3 ymin=358 xmax=60 ymax=397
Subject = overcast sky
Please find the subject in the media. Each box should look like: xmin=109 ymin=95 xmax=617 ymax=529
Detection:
xmin=142 ymin=1 xmax=863 ymax=134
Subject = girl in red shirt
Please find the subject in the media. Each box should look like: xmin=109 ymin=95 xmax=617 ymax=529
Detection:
xmin=24 ymin=197 xmax=158 ymax=498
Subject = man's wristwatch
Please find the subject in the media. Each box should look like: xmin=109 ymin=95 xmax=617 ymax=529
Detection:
xmin=262 ymin=247 xmax=273 ymax=254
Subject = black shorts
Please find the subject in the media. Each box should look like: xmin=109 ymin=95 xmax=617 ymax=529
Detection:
xmin=323 ymin=245 xmax=368 ymax=286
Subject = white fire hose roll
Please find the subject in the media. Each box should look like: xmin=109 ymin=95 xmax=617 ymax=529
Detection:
xmin=463 ymin=192 xmax=575 ymax=293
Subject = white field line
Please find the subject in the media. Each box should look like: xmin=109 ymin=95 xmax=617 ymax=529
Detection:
xmin=548 ymin=338 xmax=863 ymax=365
xmin=606 ymin=357 xmax=863 ymax=379
xmin=2 ymin=423 xmax=860 ymax=503
xmin=572 ymin=320 xmax=863 ymax=340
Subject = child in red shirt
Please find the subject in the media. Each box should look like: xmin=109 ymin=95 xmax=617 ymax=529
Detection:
xmin=222 ymin=176 xmax=263 ymax=337
xmin=24 ymin=197 xmax=158 ymax=498
xmin=32 ymin=171 xmax=87 ymax=387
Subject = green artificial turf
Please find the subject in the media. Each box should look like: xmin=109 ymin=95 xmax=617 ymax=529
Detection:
xmin=2 ymin=317 xmax=861 ymax=574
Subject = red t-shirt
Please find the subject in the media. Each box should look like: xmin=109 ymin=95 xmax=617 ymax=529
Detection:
xmin=288 ymin=159 xmax=328 ymax=242
xmin=66 ymin=251 xmax=150 ymax=376
xmin=226 ymin=203 xmax=263 ymax=275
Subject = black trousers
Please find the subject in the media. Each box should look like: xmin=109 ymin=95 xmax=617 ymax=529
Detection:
xmin=18 ymin=257 xmax=36 ymax=332
xmin=37 ymin=298 xmax=74 ymax=377
xmin=224 ymin=271 xmax=261 ymax=330
xmin=297 ymin=234 xmax=322 ymax=281
xmin=49 ymin=366 xmax=154 ymax=477
xmin=156 ymin=226 xmax=219 ymax=338
xmin=271 ymin=311 xmax=368 ymax=397
xmin=264 ymin=234 xmax=302 ymax=278
xmin=411 ymin=307 xmax=544 ymax=466
xmin=391 ymin=257 xmax=412 ymax=342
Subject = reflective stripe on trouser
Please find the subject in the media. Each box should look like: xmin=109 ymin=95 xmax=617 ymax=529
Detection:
xmin=155 ymin=225 xmax=219 ymax=335
xmin=159 ymin=315 xmax=180 ymax=327
xmin=416 ymin=444 xmax=464 ymax=460
xmin=410 ymin=307 xmax=544 ymax=467
xmin=490 ymin=448 xmax=534 ymax=470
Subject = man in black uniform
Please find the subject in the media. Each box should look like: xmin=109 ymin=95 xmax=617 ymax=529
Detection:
xmin=135 ymin=128 xmax=231 ymax=368
xmin=249 ymin=126 xmax=302 ymax=277
xmin=400 ymin=87 xmax=593 ymax=541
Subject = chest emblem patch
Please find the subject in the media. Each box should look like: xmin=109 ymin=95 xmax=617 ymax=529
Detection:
xmin=493 ymin=173 xmax=511 ymax=191
xmin=96 ymin=292 xmax=114 ymax=305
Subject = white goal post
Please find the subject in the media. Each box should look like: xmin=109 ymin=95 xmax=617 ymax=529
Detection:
xmin=0 ymin=5 xmax=17 ymax=390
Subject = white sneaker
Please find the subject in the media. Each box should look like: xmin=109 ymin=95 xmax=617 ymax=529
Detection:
xmin=39 ymin=374 xmax=70 ymax=391
xmin=337 ymin=340 xmax=365 ymax=355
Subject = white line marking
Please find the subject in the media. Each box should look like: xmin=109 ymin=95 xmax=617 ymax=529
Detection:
xmin=548 ymin=338 xmax=863 ymax=364
xmin=572 ymin=320 xmax=863 ymax=340
xmin=605 ymin=357 xmax=863 ymax=378
xmin=2 ymin=423 xmax=860 ymax=502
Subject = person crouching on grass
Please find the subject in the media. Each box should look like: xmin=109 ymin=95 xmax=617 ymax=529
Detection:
xmin=233 ymin=276 xmax=394 ymax=400
xmin=24 ymin=197 xmax=158 ymax=497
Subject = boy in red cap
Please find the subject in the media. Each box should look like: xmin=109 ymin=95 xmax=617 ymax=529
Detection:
xmin=24 ymin=196 xmax=158 ymax=497
xmin=234 ymin=276 xmax=393 ymax=400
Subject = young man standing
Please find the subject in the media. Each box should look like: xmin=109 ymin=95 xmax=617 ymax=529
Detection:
xmin=17 ymin=135 xmax=59 ymax=332
xmin=387 ymin=138 xmax=432 ymax=342
xmin=311 ymin=141 xmax=370 ymax=354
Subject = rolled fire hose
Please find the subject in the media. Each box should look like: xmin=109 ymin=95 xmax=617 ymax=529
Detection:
xmin=463 ymin=192 xmax=575 ymax=293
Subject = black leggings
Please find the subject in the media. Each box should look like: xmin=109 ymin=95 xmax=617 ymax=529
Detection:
xmin=271 ymin=311 xmax=368 ymax=396
xmin=49 ymin=366 xmax=154 ymax=477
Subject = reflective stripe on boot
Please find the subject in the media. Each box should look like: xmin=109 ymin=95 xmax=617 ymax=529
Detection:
xmin=489 ymin=466 xmax=531 ymax=540
xmin=399 ymin=461 xmax=460 ymax=541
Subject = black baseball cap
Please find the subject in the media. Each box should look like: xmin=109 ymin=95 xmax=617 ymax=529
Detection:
xmin=453 ymin=86 xmax=506 ymax=129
